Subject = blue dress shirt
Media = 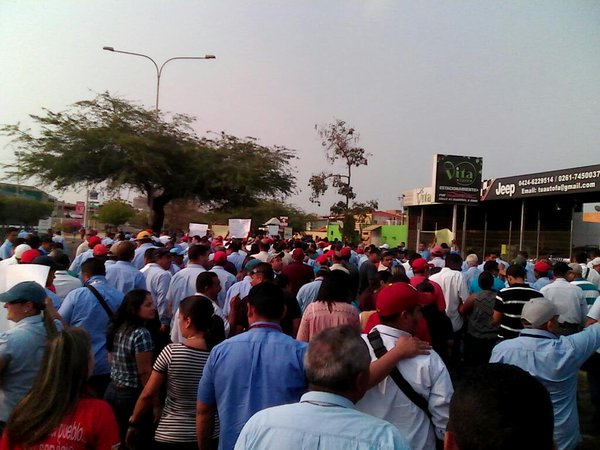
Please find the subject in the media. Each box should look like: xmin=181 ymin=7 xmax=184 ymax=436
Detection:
xmin=0 ymin=240 xmax=13 ymax=260
xmin=197 ymin=323 xmax=307 ymax=450
xmin=0 ymin=316 xmax=50 ymax=421
xmin=469 ymin=275 xmax=505 ymax=294
xmin=490 ymin=325 xmax=600 ymax=450
xmin=68 ymin=249 xmax=93 ymax=277
xmin=296 ymin=278 xmax=323 ymax=312
xmin=105 ymin=260 xmax=146 ymax=294
xmin=58 ymin=276 xmax=124 ymax=375
xmin=235 ymin=391 xmax=410 ymax=450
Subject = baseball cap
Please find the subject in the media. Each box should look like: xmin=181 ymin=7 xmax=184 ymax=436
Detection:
xmin=87 ymin=236 xmax=102 ymax=247
xmin=32 ymin=255 xmax=58 ymax=270
xmin=431 ymin=245 xmax=444 ymax=256
xmin=534 ymin=261 xmax=551 ymax=273
xmin=213 ymin=251 xmax=227 ymax=264
xmin=376 ymin=282 xmax=420 ymax=316
xmin=339 ymin=247 xmax=351 ymax=258
xmin=0 ymin=281 xmax=47 ymax=305
xmin=292 ymin=248 xmax=305 ymax=260
xmin=267 ymin=251 xmax=284 ymax=263
xmin=136 ymin=231 xmax=152 ymax=240
xmin=14 ymin=244 xmax=32 ymax=259
xmin=93 ymin=244 xmax=109 ymax=257
xmin=521 ymin=298 xmax=558 ymax=327
xmin=244 ymin=258 xmax=262 ymax=273
xmin=590 ymin=257 xmax=600 ymax=267
xmin=170 ymin=247 xmax=185 ymax=257
xmin=411 ymin=258 xmax=433 ymax=273
xmin=20 ymin=249 xmax=42 ymax=264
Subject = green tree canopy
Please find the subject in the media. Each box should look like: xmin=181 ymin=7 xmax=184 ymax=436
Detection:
xmin=2 ymin=92 xmax=297 ymax=231
xmin=0 ymin=195 xmax=54 ymax=226
xmin=308 ymin=119 xmax=377 ymax=243
xmin=96 ymin=199 xmax=136 ymax=227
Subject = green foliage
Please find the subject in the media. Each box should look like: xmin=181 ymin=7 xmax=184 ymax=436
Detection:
xmin=96 ymin=199 xmax=136 ymax=226
xmin=2 ymin=92 xmax=297 ymax=232
xmin=0 ymin=195 xmax=54 ymax=225
xmin=309 ymin=119 xmax=377 ymax=244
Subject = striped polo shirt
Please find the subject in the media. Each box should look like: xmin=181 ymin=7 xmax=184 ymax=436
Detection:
xmin=494 ymin=283 xmax=544 ymax=339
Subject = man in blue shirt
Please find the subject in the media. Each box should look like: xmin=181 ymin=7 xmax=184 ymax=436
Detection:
xmin=235 ymin=326 xmax=410 ymax=450
xmin=469 ymin=260 xmax=505 ymax=293
xmin=0 ymin=228 xmax=18 ymax=260
xmin=58 ymin=257 xmax=124 ymax=396
xmin=196 ymin=282 xmax=307 ymax=450
xmin=105 ymin=241 xmax=146 ymax=294
xmin=491 ymin=297 xmax=600 ymax=450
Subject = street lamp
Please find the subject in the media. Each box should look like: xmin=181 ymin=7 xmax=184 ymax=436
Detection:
xmin=102 ymin=46 xmax=216 ymax=115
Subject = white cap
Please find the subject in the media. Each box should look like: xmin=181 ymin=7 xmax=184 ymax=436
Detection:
xmin=521 ymin=298 xmax=558 ymax=327
xmin=14 ymin=244 xmax=32 ymax=259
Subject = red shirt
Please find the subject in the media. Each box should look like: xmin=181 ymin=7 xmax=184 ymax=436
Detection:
xmin=410 ymin=275 xmax=447 ymax=311
xmin=1 ymin=398 xmax=120 ymax=450
xmin=282 ymin=261 xmax=314 ymax=295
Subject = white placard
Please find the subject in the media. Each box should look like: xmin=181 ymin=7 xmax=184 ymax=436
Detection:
xmin=0 ymin=265 xmax=50 ymax=333
xmin=189 ymin=223 xmax=209 ymax=238
xmin=228 ymin=219 xmax=251 ymax=239
xmin=267 ymin=224 xmax=280 ymax=237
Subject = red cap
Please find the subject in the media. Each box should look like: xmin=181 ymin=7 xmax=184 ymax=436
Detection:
xmin=292 ymin=248 xmax=305 ymax=260
xmin=318 ymin=241 xmax=328 ymax=248
xmin=534 ymin=261 xmax=551 ymax=273
xmin=93 ymin=244 xmax=108 ymax=256
xmin=213 ymin=251 xmax=227 ymax=264
xmin=376 ymin=282 xmax=420 ymax=316
xmin=20 ymin=249 xmax=42 ymax=264
xmin=87 ymin=236 xmax=102 ymax=248
xmin=410 ymin=258 xmax=433 ymax=273
xmin=431 ymin=245 xmax=444 ymax=256
xmin=357 ymin=247 xmax=364 ymax=254
xmin=340 ymin=247 xmax=351 ymax=258
xmin=316 ymin=254 xmax=329 ymax=265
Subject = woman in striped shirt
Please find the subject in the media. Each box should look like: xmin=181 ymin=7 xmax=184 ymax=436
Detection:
xmin=126 ymin=295 xmax=225 ymax=450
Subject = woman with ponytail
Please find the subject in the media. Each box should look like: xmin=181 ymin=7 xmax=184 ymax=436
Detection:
xmin=1 ymin=328 xmax=120 ymax=449
xmin=126 ymin=295 xmax=225 ymax=450
xmin=0 ymin=281 xmax=58 ymax=432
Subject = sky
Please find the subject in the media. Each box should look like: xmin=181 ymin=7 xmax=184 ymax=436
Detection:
xmin=1 ymin=1 xmax=599 ymax=216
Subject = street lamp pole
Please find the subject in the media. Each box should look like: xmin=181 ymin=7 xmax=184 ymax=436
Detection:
xmin=102 ymin=46 xmax=215 ymax=116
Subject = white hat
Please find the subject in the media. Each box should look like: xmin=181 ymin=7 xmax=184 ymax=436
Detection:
xmin=14 ymin=244 xmax=32 ymax=259
xmin=590 ymin=257 xmax=600 ymax=267
xmin=521 ymin=298 xmax=558 ymax=327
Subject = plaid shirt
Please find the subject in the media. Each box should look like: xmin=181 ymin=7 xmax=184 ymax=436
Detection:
xmin=110 ymin=326 xmax=153 ymax=388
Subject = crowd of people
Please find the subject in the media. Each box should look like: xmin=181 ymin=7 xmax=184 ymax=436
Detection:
xmin=0 ymin=225 xmax=599 ymax=449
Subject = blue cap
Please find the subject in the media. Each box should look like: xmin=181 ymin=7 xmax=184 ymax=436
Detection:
xmin=0 ymin=281 xmax=47 ymax=305
xmin=170 ymin=247 xmax=185 ymax=256
xmin=244 ymin=258 xmax=262 ymax=272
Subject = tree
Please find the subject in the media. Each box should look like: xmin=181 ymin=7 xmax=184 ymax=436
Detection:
xmin=2 ymin=92 xmax=297 ymax=232
xmin=0 ymin=195 xmax=54 ymax=225
xmin=308 ymin=119 xmax=377 ymax=244
xmin=96 ymin=199 xmax=136 ymax=227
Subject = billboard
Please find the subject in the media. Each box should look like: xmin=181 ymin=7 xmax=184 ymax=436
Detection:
xmin=433 ymin=154 xmax=483 ymax=204
xmin=403 ymin=187 xmax=437 ymax=207
xmin=481 ymin=164 xmax=600 ymax=201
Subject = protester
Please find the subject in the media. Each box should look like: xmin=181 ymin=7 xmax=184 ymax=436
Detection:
xmin=357 ymin=282 xmax=453 ymax=450
xmin=540 ymin=262 xmax=587 ymax=335
xmin=0 ymin=282 xmax=59 ymax=431
xmin=444 ymin=363 xmax=554 ymax=450
xmin=460 ymin=271 xmax=500 ymax=365
xmin=104 ymin=289 xmax=155 ymax=447
xmin=0 ymin=328 xmax=120 ymax=449
xmin=105 ymin=241 xmax=147 ymax=294
xmin=235 ymin=326 xmax=411 ymax=450
xmin=58 ymin=257 xmax=124 ymax=397
xmin=296 ymin=270 xmax=360 ymax=342
xmin=127 ymin=295 xmax=225 ymax=450
xmin=281 ymin=248 xmax=314 ymax=295
xmin=196 ymin=282 xmax=307 ymax=450
xmin=493 ymin=264 xmax=543 ymax=340
xmin=0 ymin=228 xmax=18 ymax=260
xmin=491 ymin=297 xmax=600 ymax=450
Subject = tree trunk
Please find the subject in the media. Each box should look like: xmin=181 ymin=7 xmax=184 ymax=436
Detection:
xmin=149 ymin=194 xmax=173 ymax=233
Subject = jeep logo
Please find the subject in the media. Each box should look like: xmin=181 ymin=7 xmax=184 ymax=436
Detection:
xmin=495 ymin=182 xmax=516 ymax=197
